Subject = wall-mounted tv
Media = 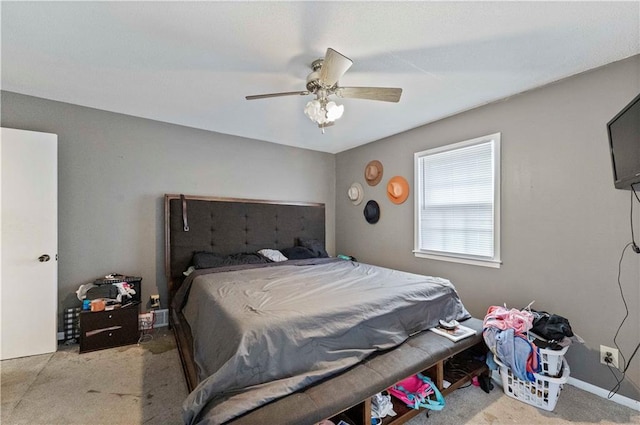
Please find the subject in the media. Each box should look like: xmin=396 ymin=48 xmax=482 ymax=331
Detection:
xmin=607 ymin=92 xmax=640 ymax=190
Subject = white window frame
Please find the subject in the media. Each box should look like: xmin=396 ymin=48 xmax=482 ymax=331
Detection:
xmin=413 ymin=133 xmax=501 ymax=268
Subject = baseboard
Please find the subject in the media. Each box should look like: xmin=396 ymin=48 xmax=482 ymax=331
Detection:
xmin=567 ymin=377 xmax=640 ymax=412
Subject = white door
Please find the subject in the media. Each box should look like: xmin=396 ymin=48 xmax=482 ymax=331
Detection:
xmin=1 ymin=127 xmax=58 ymax=360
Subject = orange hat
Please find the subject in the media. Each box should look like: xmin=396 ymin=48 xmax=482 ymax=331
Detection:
xmin=386 ymin=176 xmax=410 ymax=204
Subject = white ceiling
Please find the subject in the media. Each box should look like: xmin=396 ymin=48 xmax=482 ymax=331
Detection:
xmin=2 ymin=2 xmax=639 ymax=154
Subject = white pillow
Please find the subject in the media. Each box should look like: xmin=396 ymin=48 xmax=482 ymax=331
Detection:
xmin=258 ymin=249 xmax=288 ymax=262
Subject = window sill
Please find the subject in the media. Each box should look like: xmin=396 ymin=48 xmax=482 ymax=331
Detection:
xmin=413 ymin=251 xmax=501 ymax=268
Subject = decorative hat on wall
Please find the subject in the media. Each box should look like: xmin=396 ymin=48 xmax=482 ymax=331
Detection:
xmin=387 ymin=176 xmax=410 ymax=204
xmin=347 ymin=182 xmax=364 ymax=205
xmin=364 ymin=160 xmax=383 ymax=186
xmin=363 ymin=200 xmax=380 ymax=224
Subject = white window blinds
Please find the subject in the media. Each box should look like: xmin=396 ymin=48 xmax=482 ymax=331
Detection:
xmin=415 ymin=134 xmax=500 ymax=265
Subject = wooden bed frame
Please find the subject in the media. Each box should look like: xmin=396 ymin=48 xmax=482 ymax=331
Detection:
xmin=165 ymin=194 xmax=487 ymax=425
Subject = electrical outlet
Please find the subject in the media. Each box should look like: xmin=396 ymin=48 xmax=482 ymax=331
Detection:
xmin=600 ymin=345 xmax=619 ymax=368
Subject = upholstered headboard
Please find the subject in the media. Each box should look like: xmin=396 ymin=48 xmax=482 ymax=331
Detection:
xmin=164 ymin=194 xmax=325 ymax=296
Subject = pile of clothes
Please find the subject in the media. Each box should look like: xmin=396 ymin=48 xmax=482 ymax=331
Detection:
xmin=483 ymin=306 xmax=541 ymax=382
xmin=483 ymin=305 xmax=575 ymax=382
xmin=530 ymin=310 xmax=574 ymax=350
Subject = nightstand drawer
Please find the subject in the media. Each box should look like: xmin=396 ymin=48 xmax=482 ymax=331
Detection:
xmin=79 ymin=306 xmax=139 ymax=353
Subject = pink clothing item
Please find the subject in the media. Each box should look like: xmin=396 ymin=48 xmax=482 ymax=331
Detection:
xmin=524 ymin=337 xmax=540 ymax=375
xmin=483 ymin=306 xmax=541 ymax=380
xmin=483 ymin=305 xmax=534 ymax=335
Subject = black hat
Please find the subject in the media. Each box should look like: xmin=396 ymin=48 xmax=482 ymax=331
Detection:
xmin=363 ymin=200 xmax=380 ymax=224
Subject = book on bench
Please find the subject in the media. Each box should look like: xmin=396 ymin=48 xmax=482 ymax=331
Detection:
xmin=429 ymin=324 xmax=477 ymax=342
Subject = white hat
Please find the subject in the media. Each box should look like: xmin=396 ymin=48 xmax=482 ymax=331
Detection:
xmin=347 ymin=182 xmax=364 ymax=205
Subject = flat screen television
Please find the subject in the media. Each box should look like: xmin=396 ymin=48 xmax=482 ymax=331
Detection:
xmin=607 ymin=92 xmax=640 ymax=190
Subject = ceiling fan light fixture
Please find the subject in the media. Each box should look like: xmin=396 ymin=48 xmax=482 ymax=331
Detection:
xmin=325 ymin=101 xmax=344 ymax=121
xmin=246 ymin=48 xmax=402 ymax=132
xmin=304 ymin=98 xmax=344 ymax=128
xmin=304 ymin=99 xmax=324 ymax=123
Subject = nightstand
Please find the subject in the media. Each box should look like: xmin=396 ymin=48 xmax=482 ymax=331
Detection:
xmin=79 ymin=305 xmax=140 ymax=353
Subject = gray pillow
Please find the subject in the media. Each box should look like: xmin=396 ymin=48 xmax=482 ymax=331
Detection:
xmin=192 ymin=251 xmax=271 ymax=269
xmin=281 ymin=246 xmax=316 ymax=260
xmin=224 ymin=253 xmax=270 ymax=265
xmin=192 ymin=251 xmax=226 ymax=269
xmin=297 ymin=238 xmax=328 ymax=258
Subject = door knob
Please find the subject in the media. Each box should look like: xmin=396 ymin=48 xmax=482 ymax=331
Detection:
xmin=38 ymin=254 xmax=50 ymax=262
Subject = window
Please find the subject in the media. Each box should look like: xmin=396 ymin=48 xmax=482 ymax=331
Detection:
xmin=414 ymin=133 xmax=501 ymax=268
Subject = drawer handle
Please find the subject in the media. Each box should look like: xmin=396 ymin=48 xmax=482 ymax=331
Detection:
xmin=85 ymin=326 xmax=122 ymax=337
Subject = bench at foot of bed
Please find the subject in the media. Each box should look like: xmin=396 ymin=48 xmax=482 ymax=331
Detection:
xmin=228 ymin=317 xmax=488 ymax=425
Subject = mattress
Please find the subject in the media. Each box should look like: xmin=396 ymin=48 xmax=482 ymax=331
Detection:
xmin=177 ymin=258 xmax=470 ymax=424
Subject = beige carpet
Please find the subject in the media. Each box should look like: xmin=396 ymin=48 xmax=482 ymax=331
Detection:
xmin=1 ymin=329 xmax=187 ymax=425
xmin=1 ymin=329 xmax=638 ymax=425
xmin=405 ymin=376 xmax=640 ymax=425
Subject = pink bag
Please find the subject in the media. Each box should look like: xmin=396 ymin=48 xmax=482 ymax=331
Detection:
xmin=388 ymin=373 xmax=445 ymax=411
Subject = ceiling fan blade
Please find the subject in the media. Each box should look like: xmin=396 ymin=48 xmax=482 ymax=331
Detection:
xmin=319 ymin=48 xmax=353 ymax=88
xmin=335 ymin=87 xmax=402 ymax=103
xmin=245 ymin=91 xmax=309 ymax=100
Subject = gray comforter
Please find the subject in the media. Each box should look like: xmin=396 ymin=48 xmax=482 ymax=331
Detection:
xmin=178 ymin=259 xmax=470 ymax=424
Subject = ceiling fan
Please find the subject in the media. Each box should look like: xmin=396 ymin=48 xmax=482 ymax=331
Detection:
xmin=245 ymin=48 xmax=403 ymax=132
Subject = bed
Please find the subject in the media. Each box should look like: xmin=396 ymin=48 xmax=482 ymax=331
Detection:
xmin=165 ymin=194 xmax=481 ymax=425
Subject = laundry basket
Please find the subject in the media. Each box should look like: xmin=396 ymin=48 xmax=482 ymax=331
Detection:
xmin=494 ymin=355 xmax=569 ymax=412
xmin=537 ymin=344 xmax=569 ymax=377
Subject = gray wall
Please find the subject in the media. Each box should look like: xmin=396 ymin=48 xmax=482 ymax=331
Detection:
xmin=336 ymin=55 xmax=640 ymax=400
xmin=1 ymin=91 xmax=336 ymax=318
